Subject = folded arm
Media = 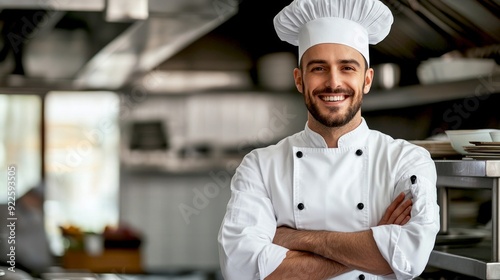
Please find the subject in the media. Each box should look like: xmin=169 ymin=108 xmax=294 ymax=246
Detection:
xmin=268 ymin=192 xmax=412 ymax=277
xmin=266 ymin=251 xmax=351 ymax=280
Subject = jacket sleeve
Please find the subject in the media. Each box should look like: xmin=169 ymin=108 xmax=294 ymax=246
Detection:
xmin=218 ymin=151 xmax=289 ymax=280
xmin=371 ymin=148 xmax=440 ymax=279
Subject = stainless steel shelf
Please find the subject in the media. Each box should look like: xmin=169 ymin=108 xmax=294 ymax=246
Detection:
xmin=431 ymin=160 xmax=500 ymax=279
xmin=429 ymin=246 xmax=500 ymax=279
xmin=363 ymin=74 xmax=500 ymax=112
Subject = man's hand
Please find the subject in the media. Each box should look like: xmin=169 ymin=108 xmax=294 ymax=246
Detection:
xmin=378 ymin=192 xmax=412 ymax=226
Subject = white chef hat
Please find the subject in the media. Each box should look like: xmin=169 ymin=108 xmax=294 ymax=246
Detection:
xmin=274 ymin=0 xmax=393 ymax=66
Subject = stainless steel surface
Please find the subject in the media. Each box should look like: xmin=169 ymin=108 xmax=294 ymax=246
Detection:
xmin=376 ymin=0 xmax=500 ymax=61
xmin=429 ymin=249 xmax=500 ymax=280
xmin=437 ymin=188 xmax=449 ymax=234
xmin=435 ymin=160 xmax=500 ymax=177
xmin=363 ymin=75 xmax=500 ymax=112
xmin=494 ymin=179 xmax=500 ymax=264
xmin=75 ymin=9 xmax=237 ymax=89
xmin=432 ymin=160 xmax=500 ymax=278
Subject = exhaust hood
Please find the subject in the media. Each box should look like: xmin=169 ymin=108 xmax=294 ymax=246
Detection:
xmin=374 ymin=0 xmax=500 ymax=63
xmin=0 ymin=0 xmax=238 ymax=90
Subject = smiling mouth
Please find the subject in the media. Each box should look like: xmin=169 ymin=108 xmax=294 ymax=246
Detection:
xmin=320 ymin=95 xmax=347 ymax=102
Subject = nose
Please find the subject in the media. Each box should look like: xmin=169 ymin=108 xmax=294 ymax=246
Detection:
xmin=325 ymin=69 xmax=341 ymax=89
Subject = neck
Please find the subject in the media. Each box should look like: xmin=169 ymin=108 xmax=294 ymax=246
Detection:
xmin=307 ymin=114 xmax=362 ymax=148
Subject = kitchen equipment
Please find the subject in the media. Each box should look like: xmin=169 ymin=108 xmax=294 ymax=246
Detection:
xmin=445 ymin=129 xmax=497 ymax=155
xmin=431 ymin=160 xmax=500 ymax=279
xmin=417 ymin=58 xmax=497 ymax=85
xmin=129 ymin=120 xmax=169 ymax=150
xmin=371 ymin=63 xmax=400 ymax=89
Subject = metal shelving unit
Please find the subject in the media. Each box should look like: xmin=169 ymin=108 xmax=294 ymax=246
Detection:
xmin=430 ymin=160 xmax=500 ymax=279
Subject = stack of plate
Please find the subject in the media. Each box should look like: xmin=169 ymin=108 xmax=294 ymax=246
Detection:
xmin=464 ymin=142 xmax=500 ymax=160
xmin=409 ymin=140 xmax=459 ymax=158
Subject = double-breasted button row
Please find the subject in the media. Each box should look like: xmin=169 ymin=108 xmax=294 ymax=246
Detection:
xmin=299 ymin=203 xmax=363 ymax=211
xmin=295 ymin=150 xmax=364 ymax=158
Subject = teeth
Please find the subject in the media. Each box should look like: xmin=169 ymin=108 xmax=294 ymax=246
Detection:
xmin=322 ymin=95 xmax=345 ymax=102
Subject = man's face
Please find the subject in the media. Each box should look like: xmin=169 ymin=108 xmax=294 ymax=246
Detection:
xmin=293 ymin=43 xmax=373 ymax=128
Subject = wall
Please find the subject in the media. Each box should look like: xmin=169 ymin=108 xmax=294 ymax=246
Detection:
xmin=118 ymin=92 xmax=307 ymax=272
xmin=119 ymin=172 xmax=231 ymax=272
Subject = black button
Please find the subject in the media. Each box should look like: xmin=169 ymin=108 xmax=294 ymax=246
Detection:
xmin=358 ymin=274 xmax=365 ymax=280
xmin=296 ymin=151 xmax=303 ymax=158
xmin=357 ymin=203 xmax=364 ymax=210
xmin=297 ymin=203 xmax=305 ymax=210
xmin=411 ymin=175 xmax=417 ymax=184
xmin=355 ymin=149 xmax=363 ymax=156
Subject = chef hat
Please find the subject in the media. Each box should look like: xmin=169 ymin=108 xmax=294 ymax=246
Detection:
xmin=274 ymin=0 xmax=393 ymax=66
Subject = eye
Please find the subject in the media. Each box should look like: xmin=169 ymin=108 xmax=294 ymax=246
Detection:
xmin=342 ymin=66 xmax=355 ymax=71
xmin=311 ymin=66 xmax=325 ymax=72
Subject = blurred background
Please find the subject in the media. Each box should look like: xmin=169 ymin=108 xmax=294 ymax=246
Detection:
xmin=0 ymin=0 xmax=499 ymax=279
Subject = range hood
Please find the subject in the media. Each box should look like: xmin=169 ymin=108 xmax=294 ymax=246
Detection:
xmin=0 ymin=0 xmax=237 ymax=90
xmin=374 ymin=0 xmax=500 ymax=62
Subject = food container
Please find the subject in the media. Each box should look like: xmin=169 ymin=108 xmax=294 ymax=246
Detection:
xmin=371 ymin=63 xmax=400 ymax=89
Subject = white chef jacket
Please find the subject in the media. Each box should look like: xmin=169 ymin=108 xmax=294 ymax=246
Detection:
xmin=218 ymin=118 xmax=440 ymax=280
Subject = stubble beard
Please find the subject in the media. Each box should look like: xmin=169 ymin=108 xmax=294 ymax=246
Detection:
xmin=303 ymin=82 xmax=364 ymax=128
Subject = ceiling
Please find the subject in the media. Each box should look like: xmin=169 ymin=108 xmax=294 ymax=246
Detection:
xmin=0 ymin=0 xmax=499 ymax=92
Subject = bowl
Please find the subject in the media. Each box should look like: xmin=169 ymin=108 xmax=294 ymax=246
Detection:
xmin=490 ymin=131 xmax=500 ymax=142
xmin=445 ymin=129 xmax=498 ymax=154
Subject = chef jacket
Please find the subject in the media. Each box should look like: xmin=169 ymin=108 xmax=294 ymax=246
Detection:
xmin=218 ymin=118 xmax=440 ymax=280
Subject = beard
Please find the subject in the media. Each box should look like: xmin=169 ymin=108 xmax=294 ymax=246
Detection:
xmin=303 ymin=83 xmax=363 ymax=128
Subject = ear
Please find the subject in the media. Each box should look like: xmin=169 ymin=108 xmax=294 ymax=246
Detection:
xmin=363 ymin=67 xmax=374 ymax=94
xmin=293 ymin=68 xmax=303 ymax=94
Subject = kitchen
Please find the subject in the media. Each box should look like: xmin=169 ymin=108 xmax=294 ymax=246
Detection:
xmin=0 ymin=0 xmax=499 ymax=279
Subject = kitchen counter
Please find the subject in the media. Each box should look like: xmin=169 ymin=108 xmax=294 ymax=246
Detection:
xmin=431 ymin=160 xmax=500 ymax=279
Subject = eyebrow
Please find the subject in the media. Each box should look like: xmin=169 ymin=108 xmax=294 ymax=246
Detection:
xmin=338 ymin=59 xmax=361 ymax=68
xmin=305 ymin=59 xmax=327 ymax=68
xmin=305 ymin=58 xmax=362 ymax=68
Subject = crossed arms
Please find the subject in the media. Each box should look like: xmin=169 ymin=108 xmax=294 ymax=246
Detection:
xmin=266 ymin=192 xmax=412 ymax=279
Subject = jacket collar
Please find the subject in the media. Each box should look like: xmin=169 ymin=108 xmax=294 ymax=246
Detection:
xmin=303 ymin=118 xmax=369 ymax=148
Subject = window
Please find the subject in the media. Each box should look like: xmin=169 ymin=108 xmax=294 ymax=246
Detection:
xmin=44 ymin=92 xmax=120 ymax=255
xmin=0 ymin=95 xmax=41 ymax=203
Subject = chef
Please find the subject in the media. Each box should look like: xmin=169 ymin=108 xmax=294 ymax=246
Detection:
xmin=217 ymin=0 xmax=440 ymax=279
